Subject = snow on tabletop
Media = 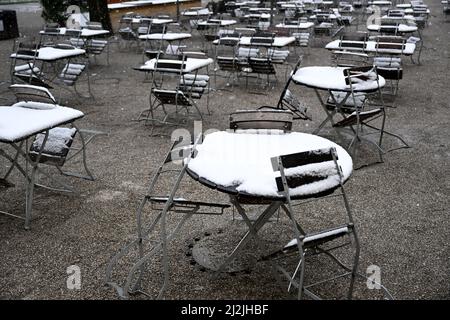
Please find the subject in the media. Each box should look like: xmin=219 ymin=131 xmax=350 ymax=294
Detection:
xmin=0 ymin=104 xmax=84 ymax=143
xmin=187 ymin=131 xmax=352 ymax=198
xmin=140 ymin=57 xmax=213 ymax=73
xmin=9 ymin=84 xmax=56 ymax=102
xmin=293 ymin=66 xmax=385 ymax=91
xmin=325 ymin=40 xmax=415 ymax=55
xmin=18 ymin=47 xmax=85 ymax=61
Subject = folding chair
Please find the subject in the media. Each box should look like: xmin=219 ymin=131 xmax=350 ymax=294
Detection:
xmin=229 ymin=109 xmax=294 ymax=132
xmin=264 ymin=147 xmax=360 ymax=299
xmin=10 ymin=41 xmax=48 ymax=88
xmin=177 ymin=52 xmax=211 ymax=114
xmin=9 ymin=84 xmax=105 ymax=187
xmin=259 ymin=57 xmax=311 ymax=121
xmin=373 ymin=36 xmax=404 ymax=98
xmin=338 ymin=32 xmax=369 ymax=51
xmin=2 ymin=84 xmax=104 ymax=228
xmin=136 ymin=55 xmax=206 ymax=135
xmin=106 ymin=136 xmax=231 ymax=299
xmin=332 ymin=66 xmax=408 ymax=165
xmin=84 ymin=22 xmax=110 ymax=65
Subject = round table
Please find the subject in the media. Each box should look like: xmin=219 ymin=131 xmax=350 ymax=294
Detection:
xmin=291 ymin=66 xmax=385 ymax=92
xmin=187 ymin=130 xmax=353 ymax=201
xmin=186 ymin=130 xmax=353 ymax=272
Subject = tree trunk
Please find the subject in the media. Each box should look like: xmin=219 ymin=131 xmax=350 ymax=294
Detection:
xmin=87 ymin=0 xmax=113 ymax=32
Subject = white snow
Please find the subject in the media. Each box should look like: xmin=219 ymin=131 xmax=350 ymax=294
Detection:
xmin=325 ymin=39 xmax=416 ymax=55
xmin=239 ymin=36 xmax=296 ymax=47
xmin=367 ymin=23 xmax=418 ymax=33
xmin=275 ymin=22 xmax=315 ymax=29
xmin=0 ymin=104 xmax=84 ymax=143
xmin=292 ymin=66 xmax=386 ymax=92
xmin=11 ymin=47 xmax=86 ymax=61
xmin=138 ymin=57 xmax=213 ymax=73
xmin=187 ymin=131 xmax=353 ymax=198
xmin=138 ymin=33 xmax=192 ymax=41
xmin=32 ymin=127 xmax=77 ymax=154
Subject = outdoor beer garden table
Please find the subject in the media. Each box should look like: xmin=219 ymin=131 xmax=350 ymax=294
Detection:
xmin=0 ymin=100 xmax=84 ymax=229
xmin=325 ymin=39 xmax=416 ymax=56
xmin=291 ymin=66 xmax=386 ymax=140
xmin=10 ymin=46 xmax=86 ymax=62
xmin=135 ymin=56 xmax=214 ymax=74
xmin=366 ymin=23 xmax=423 ymax=63
xmin=39 ymin=27 xmax=110 ymax=38
xmin=138 ymin=32 xmax=192 ymax=55
xmin=196 ymin=19 xmax=237 ymax=27
xmin=275 ymin=22 xmax=315 ymax=30
xmin=9 ymin=46 xmax=92 ymax=98
xmin=213 ymin=36 xmax=297 ymax=48
xmin=185 ymin=130 xmax=353 ymax=271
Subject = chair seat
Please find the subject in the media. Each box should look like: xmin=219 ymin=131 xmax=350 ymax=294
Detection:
xmin=326 ymin=91 xmax=366 ymax=108
xmin=333 ymin=108 xmax=383 ymax=127
xmin=29 ymin=127 xmax=77 ymax=166
xmin=283 ymin=226 xmax=350 ymax=250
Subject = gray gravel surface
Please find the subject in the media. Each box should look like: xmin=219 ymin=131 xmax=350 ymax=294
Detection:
xmin=0 ymin=0 xmax=448 ymax=300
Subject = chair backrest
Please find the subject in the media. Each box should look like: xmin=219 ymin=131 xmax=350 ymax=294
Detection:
xmin=15 ymin=41 xmax=40 ymax=58
xmin=229 ymin=110 xmax=293 ymax=132
xmin=65 ymin=29 xmax=82 ymax=38
xmin=271 ymin=147 xmax=341 ymax=194
xmin=248 ymin=57 xmax=276 ymax=74
xmin=152 ymin=89 xmax=192 ymax=106
xmin=375 ymin=36 xmax=405 ymax=53
xmin=10 ymin=84 xmax=57 ymax=104
xmin=340 ymin=32 xmax=368 ymax=42
xmin=332 ymin=51 xmax=371 ymax=68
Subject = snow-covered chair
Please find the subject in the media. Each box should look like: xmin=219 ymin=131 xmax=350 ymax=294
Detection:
xmin=106 ymin=136 xmax=230 ymax=299
xmin=264 ymin=147 xmax=360 ymax=299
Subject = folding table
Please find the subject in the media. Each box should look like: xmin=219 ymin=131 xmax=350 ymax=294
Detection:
xmin=10 ymin=46 xmax=91 ymax=100
xmin=0 ymin=102 xmax=84 ymax=229
xmin=292 ymin=66 xmax=386 ymax=142
xmin=186 ymin=130 xmax=354 ymax=272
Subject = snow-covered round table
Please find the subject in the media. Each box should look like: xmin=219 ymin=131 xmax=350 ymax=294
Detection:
xmin=187 ymin=130 xmax=353 ymax=200
xmin=186 ymin=130 xmax=353 ymax=271
xmin=292 ymin=66 xmax=385 ymax=92
xmin=292 ymin=66 xmax=385 ymax=137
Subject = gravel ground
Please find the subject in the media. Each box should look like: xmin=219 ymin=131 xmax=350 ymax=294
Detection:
xmin=0 ymin=1 xmax=448 ymax=300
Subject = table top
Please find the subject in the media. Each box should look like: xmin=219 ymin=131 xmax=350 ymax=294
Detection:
xmin=367 ymin=23 xmax=418 ymax=33
xmin=131 ymin=18 xmax=173 ymax=24
xmin=187 ymin=131 xmax=353 ymax=199
xmin=0 ymin=103 xmax=84 ymax=143
xmin=137 ymin=57 xmax=213 ymax=73
xmin=325 ymin=39 xmax=416 ymax=55
xmin=182 ymin=9 xmax=212 ymax=16
xmin=10 ymin=46 xmax=86 ymax=61
xmin=240 ymin=36 xmax=296 ymax=47
xmin=197 ymin=19 xmax=237 ymax=27
xmin=138 ymin=32 xmax=192 ymax=41
xmin=40 ymin=27 xmax=110 ymax=38
xmin=275 ymin=22 xmax=315 ymax=29
xmin=292 ymin=66 xmax=385 ymax=92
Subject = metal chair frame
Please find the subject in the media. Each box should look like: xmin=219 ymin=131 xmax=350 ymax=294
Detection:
xmin=105 ymin=136 xmax=230 ymax=299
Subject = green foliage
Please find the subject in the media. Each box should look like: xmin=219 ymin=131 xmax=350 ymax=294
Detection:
xmin=40 ymin=0 xmax=88 ymax=26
